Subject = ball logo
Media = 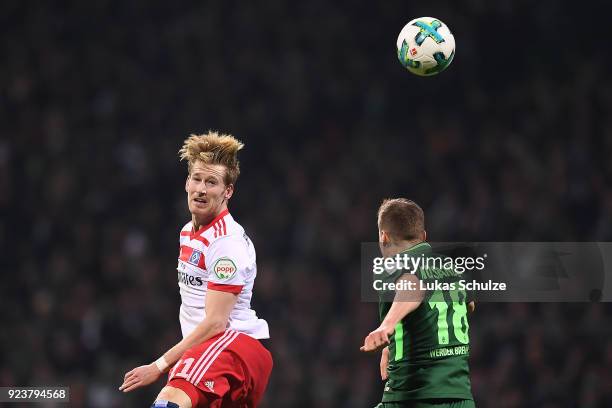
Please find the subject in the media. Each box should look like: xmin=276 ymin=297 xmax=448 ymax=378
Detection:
xmin=410 ymin=47 xmax=417 ymax=56
xmin=412 ymin=19 xmax=444 ymax=45
xmin=213 ymin=258 xmax=237 ymax=280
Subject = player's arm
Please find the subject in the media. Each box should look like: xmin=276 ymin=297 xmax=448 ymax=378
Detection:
xmin=360 ymin=273 xmax=424 ymax=353
xmin=161 ymin=288 xmax=237 ymax=367
xmin=120 ymin=237 xmax=247 ymax=393
xmin=119 ymin=289 xmax=237 ymax=393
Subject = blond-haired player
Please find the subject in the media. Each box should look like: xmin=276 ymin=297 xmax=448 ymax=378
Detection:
xmin=119 ymin=132 xmax=272 ymax=408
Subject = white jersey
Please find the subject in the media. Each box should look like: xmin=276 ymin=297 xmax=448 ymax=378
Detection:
xmin=177 ymin=209 xmax=269 ymax=339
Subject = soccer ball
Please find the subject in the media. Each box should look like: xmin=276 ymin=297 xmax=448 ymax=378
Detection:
xmin=396 ymin=17 xmax=455 ymax=76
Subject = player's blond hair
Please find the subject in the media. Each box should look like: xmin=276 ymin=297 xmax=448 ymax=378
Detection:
xmin=378 ymin=198 xmax=425 ymax=241
xmin=179 ymin=131 xmax=244 ymax=185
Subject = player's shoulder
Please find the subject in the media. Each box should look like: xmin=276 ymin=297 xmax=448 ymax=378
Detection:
xmin=221 ymin=213 xmax=245 ymax=236
xmin=180 ymin=220 xmax=193 ymax=234
xmin=178 ymin=221 xmax=194 ymax=244
xmin=206 ymin=214 xmax=255 ymax=268
xmin=208 ymin=213 xmax=248 ymax=246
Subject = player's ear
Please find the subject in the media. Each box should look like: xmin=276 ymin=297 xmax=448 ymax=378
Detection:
xmin=225 ymin=184 xmax=234 ymax=200
xmin=422 ymin=230 xmax=427 ymax=242
xmin=185 ymin=175 xmax=190 ymax=193
xmin=380 ymin=230 xmax=391 ymax=246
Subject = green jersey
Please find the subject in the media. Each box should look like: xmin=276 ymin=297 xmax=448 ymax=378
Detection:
xmin=378 ymin=242 xmax=473 ymax=402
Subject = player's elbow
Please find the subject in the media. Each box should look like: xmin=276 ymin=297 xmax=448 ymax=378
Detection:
xmin=206 ymin=317 xmax=229 ymax=336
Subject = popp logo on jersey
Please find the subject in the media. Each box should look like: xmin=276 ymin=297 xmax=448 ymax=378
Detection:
xmin=213 ymin=257 xmax=237 ymax=280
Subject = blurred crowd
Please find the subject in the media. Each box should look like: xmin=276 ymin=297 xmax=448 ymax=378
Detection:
xmin=1 ymin=0 xmax=611 ymax=407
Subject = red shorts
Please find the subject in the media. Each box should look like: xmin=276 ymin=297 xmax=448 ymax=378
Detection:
xmin=167 ymin=330 xmax=273 ymax=407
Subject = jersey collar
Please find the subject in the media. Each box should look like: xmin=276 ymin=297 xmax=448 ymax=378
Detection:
xmin=400 ymin=241 xmax=432 ymax=255
xmin=191 ymin=208 xmax=230 ymax=239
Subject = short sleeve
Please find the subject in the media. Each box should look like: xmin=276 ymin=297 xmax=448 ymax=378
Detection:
xmin=206 ymin=236 xmax=249 ymax=294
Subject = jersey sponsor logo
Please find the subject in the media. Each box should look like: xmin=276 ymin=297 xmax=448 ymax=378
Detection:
xmin=188 ymin=249 xmax=203 ymax=266
xmin=178 ymin=270 xmax=204 ymax=286
xmin=429 ymin=345 xmax=470 ymax=358
xmin=213 ymin=258 xmax=237 ymax=280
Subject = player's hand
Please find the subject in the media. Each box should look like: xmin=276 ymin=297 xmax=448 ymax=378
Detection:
xmin=119 ymin=363 xmax=162 ymax=392
xmin=360 ymin=325 xmax=394 ymax=353
xmin=380 ymin=346 xmax=389 ymax=380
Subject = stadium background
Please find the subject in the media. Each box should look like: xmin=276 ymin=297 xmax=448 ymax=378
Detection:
xmin=2 ymin=0 xmax=611 ymax=407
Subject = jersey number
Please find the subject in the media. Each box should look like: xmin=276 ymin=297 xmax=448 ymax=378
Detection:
xmin=169 ymin=357 xmax=195 ymax=379
xmin=428 ymin=289 xmax=469 ymax=345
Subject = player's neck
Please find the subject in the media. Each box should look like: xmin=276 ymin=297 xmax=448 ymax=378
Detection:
xmin=192 ymin=205 xmax=228 ymax=231
xmin=384 ymin=239 xmax=423 ymax=257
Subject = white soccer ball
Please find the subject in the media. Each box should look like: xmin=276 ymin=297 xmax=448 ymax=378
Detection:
xmin=396 ymin=17 xmax=455 ymax=76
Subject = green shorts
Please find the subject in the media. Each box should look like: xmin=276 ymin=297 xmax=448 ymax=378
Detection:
xmin=374 ymin=399 xmax=475 ymax=408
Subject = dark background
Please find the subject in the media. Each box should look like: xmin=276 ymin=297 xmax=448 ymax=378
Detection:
xmin=1 ymin=0 xmax=612 ymax=407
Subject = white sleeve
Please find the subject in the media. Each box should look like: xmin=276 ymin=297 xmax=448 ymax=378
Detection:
xmin=206 ymin=236 xmax=250 ymax=292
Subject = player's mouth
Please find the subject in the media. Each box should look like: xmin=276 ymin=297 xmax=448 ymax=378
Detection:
xmin=193 ymin=197 xmax=208 ymax=206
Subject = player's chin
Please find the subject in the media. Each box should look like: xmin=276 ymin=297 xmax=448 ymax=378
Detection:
xmin=189 ymin=204 xmax=211 ymax=216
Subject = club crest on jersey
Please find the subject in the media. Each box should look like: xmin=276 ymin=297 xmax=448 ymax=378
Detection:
xmin=213 ymin=257 xmax=237 ymax=280
xmin=188 ymin=249 xmax=203 ymax=266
